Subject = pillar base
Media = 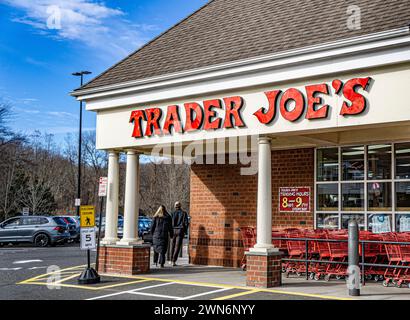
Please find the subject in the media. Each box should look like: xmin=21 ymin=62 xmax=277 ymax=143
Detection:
xmin=98 ymin=244 xmax=150 ymax=275
xmin=245 ymin=250 xmax=283 ymax=288
xmin=101 ymin=237 xmax=119 ymax=245
xmin=116 ymin=238 xmax=143 ymax=246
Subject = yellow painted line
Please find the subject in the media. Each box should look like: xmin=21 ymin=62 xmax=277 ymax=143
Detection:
xmin=55 ymin=273 xmax=81 ymax=284
xmin=20 ymin=279 xmax=150 ymax=291
xmin=213 ymin=290 xmax=261 ymax=300
xmin=18 ymin=265 xmax=87 ymax=284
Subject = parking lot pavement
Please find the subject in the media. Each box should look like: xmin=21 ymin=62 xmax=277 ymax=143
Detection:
xmin=18 ymin=264 xmax=332 ymax=301
xmin=0 ymin=243 xmax=94 ymax=300
xmin=4 ymin=245 xmax=409 ymax=300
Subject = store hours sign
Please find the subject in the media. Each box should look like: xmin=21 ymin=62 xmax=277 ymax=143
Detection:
xmin=279 ymin=187 xmax=310 ymax=213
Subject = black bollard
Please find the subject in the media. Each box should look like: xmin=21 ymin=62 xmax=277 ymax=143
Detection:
xmin=348 ymin=220 xmax=360 ymax=296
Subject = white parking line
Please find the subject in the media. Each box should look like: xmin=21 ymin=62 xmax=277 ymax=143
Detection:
xmin=87 ymin=282 xmax=176 ymax=300
xmin=13 ymin=259 xmax=43 ymax=264
xmin=128 ymin=292 xmax=181 ymax=299
xmin=28 ymin=266 xmax=48 ymax=270
xmin=0 ymin=267 xmax=22 ymax=271
xmin=178 ymin=288 xmax=231 ymax=300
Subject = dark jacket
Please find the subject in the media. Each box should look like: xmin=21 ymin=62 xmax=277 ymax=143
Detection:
xmin=150 ymin=213 xmax=174 ymax=254
xmin=171 ymin=209 xmax=189 ymax=232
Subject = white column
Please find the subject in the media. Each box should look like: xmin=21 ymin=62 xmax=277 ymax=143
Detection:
xmin=102 ymin=151 xmax=119 ymax=245
xmin=118 ymin=151 xmax=140 ymax=245
xmin=252 ymin=137 xmax=275 ymax=252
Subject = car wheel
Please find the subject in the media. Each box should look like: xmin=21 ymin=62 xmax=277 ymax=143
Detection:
xmin=33 ymin=233 xmax=50 ymax=247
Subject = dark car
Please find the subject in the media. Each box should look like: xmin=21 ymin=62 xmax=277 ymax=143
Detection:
xmin=140 ymin=217 xmax=153 ymax=243
xmin=0 ymin=216 xmax=70 ymax=247
xmin=56 ymin=216 xmax=80 ymax=242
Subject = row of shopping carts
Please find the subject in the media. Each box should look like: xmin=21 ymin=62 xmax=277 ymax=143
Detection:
xmin=240 ymin=227 xmax=410 ymax=288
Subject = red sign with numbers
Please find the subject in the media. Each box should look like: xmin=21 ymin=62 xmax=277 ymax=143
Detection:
xmin=279 ymin=187 xmax=310 ymax=212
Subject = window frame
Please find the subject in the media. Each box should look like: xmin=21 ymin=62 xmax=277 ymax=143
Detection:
xmin=315 ymin=142 xmax=410 ymax=231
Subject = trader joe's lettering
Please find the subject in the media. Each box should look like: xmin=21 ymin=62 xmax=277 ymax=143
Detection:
xmin=130 ymin=77 xmax=372 ymax=138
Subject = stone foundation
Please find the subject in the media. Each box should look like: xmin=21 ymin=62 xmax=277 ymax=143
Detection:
xmin=245 ymin=250 xmax=282 ymax=288
xmin=98 ymin=244 xmax=150 ymax=275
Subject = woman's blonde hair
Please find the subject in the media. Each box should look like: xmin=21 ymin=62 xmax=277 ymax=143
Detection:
xmin=154 ymin=205 xmax=165 ymax=218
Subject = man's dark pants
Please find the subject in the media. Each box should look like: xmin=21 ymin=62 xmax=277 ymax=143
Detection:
xmin=171 ymin=228 xmax=184 ymax=263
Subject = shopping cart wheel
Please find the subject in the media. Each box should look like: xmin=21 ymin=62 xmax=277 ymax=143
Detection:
xmin=314 ymin=274 xmax=321 ymax=281
xmin=324 ymin=274 xmax=331 ymax=282
xmin=382 ymin=280 xmax=389 ymax=287
xmin=335 ymin=275 xmax=344 ymax=280
xmin=281 ymin=267 xmax=286 ymax=273
xmin=296 ymin=272 xmax=302 ymax=277
xmin=309 ymin=273 xmax=315 ymax=280
xmin=366 ymin=274 xmax=373 ymax=281
xmin=395 ymin=281 xmax=403 ymax=288
xmin=285 ymin=271 xmax=290 ymax=278
xmin=374 ymin=275 xmax=383 ymax=282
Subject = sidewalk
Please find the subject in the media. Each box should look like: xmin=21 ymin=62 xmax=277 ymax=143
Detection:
xmin=151 ymin=247 xmax=410 ymax=300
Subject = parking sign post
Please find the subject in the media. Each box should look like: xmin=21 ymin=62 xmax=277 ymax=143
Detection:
xmin=78 ymin=205 xmax=100 ymax=284
xmin=95 ymin=177 xmax=107 ymax=273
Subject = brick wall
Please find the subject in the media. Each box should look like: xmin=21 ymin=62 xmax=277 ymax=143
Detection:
xmin=246 ymin=252 xmax=282 ymax=288
xmin=189 ymin=148 xmax=314 ymax=267
xmin=98 ymin=245 xmax=150 ymax=275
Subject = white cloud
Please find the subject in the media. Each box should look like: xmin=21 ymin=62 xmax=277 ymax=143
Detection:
xmin=47 ymin=111 xmax=78 ymax=119
xmin=2 ymin=0 xmax=157 ymax=60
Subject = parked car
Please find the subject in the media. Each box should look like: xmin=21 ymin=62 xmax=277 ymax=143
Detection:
xmin=138 ymin=217 xmax=152 ymax=237
xmin=56 ymin=216 xmax=80 ymax=242
xmin=0 ymin=216 xmax=70 ymax=247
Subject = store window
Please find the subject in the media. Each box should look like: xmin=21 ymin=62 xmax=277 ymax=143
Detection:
xmin=342 ymin=183 xmax=364 ymax=210
xmin=395 ymin=181 xmax=410 ymax=211
xmin=395 ymin=143 xmax=410 ymax=179
xmin=317 ymin=184 xmax=338 ymax=211
xmin=341 ymin=214 xmax=365 ymax=230
xmin=342 ymin=146 xmax=364 ymax=180
xmin=317 ymin=148 xmax=338 ymax=181
xmin=368 ymin=144 xmax=391 ymax=179
xmin=368 ymin=214 xmax=392 ymax=233
xmin=396 ymin=214 xmax=410 ymax=232
xmin=316 ymin=143 xmax=410 ymax=232
xmin=316 ymin=213 xmax=339 ymax=229
xmin=368 ymin=182 xmax=391 ymax=211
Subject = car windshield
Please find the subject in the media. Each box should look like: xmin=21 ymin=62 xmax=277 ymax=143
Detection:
xmin=53 ymin=217 xmax=66 ymax=225
xmin=65 ymin=217 xmax=76 ymax=224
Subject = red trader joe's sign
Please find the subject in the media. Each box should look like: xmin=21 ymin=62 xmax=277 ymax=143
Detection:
xmin=279 ymin=187 xmax=310 ymax=213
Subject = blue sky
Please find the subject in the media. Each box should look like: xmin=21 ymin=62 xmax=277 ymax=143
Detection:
xmin=0 ymin=0 xmax=207 ymax=142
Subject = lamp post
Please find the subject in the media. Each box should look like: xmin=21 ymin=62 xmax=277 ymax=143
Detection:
xmin=72 ymin=71 xmax=100 ymax=285
xmin=72 ymin=71 xmax=91 ymax=217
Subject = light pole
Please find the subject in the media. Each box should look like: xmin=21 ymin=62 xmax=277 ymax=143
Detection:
xmin=73 ymin=71 xmax=100 ymax=285
xmin=72 ymin=71 xmax=91 ymax=217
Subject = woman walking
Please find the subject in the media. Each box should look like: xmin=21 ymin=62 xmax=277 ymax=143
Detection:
xmin=150 ymin=205 xmax=174 ymax=268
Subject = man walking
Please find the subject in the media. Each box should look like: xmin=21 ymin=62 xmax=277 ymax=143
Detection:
xmin=170 ymin=201 xmax=189 ymax=266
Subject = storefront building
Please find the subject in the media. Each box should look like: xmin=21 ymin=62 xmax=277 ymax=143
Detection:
xmin=72 ymin=0 xmax=410 ymax=286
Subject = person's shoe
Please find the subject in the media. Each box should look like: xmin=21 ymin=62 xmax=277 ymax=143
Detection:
xmin=155 ymin=263 xmax=158 ymax=267
xmin=160 ymin=264 xmax=165 ymax=268
xmin=168 ymin=261 xmax=173 ymax=265
xmin=172 ymin=262 xmax=177 ymax=267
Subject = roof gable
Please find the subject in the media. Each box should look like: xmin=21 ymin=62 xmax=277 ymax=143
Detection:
xmin=79 ymin=0 xmax=410 ymax=91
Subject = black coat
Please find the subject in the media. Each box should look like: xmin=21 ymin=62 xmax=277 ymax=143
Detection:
xmin=150 ymin=213 xmax=174 ymax=254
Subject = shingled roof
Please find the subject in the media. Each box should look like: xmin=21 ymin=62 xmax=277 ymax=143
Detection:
xmin=78 ymin=0 xmax=410 ymax=91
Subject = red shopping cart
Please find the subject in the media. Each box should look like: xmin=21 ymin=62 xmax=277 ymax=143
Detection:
xmin=239 ymin=227 xmax=256 ymax=271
